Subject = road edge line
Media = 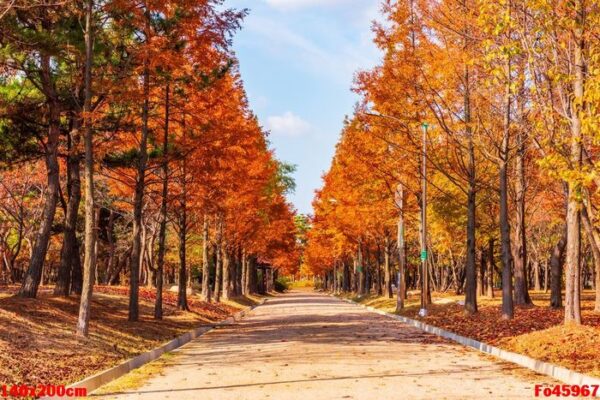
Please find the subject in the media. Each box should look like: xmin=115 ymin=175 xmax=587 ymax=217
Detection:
xmin=334 ymin=294 xmax=600 ymax=390
xmin=44 ymin=297 xmax=267 ymax=400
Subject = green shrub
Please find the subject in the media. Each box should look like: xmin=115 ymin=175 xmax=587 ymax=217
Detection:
xmin=274 ymin=277 xmax=290 ymax=293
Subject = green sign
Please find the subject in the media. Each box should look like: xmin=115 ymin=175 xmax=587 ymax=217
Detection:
xmin=420 ymin=250 xmax=427 ymax=261
xmin=357 ymin=265 xmax=363 ymax=273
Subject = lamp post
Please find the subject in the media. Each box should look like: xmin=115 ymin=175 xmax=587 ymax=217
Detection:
xmin=419 ymin=122 xmax=429 ymax=317
xmin=359 ymin=110 xmax=430 ymax=315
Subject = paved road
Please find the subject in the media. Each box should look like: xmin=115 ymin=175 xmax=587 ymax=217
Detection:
xmin=94 ymin=291 xmax=555 ymax=399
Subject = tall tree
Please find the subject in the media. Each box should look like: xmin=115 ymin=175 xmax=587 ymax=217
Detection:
xmin=76 ymin=0 xmax=97 ymax=336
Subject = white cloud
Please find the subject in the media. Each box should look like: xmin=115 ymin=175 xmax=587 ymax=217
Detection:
xmin=243 ymin=15 xmax=380 ymax=85
xmin=267 ymin=112 xmax=312 ymax=137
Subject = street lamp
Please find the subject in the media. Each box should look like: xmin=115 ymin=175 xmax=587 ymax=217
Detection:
xmin=419 ymin=122 xmax=429 ymax=318
xmin=359 ymin=110 xmax=430 ymax=316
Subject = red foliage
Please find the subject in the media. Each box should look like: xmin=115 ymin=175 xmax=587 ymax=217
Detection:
xmin=94 ymin=285 xmax=238 ymax=320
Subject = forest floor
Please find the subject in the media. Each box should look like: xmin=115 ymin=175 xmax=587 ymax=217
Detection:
xmin=344 ymin=290 xmax=600 ymax=377
xmin=0 ymin=285 xmax=262 ymax=387
xmin=92 ymin=290 xmax=555 ymax=399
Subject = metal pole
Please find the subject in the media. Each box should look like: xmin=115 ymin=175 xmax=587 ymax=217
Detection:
xmin=396 ymin=183 xmax=406 ymax=311
xmin=419 ymin=122 xmax=429 ymax=317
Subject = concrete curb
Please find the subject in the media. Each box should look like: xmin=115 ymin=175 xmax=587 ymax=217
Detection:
xmin=44 ymin=298 xmax=267 ymax=399
xmin=336 ymin=295 xmax=600 ymax=390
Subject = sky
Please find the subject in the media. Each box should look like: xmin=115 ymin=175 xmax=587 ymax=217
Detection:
xmin=226 ymin=0 xmax=383 ymax=215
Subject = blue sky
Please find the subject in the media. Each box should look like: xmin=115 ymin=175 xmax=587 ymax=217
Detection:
xmin=226 ymin=0 xmax=382 ymax=215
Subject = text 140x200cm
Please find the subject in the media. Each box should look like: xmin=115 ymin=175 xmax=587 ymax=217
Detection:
xmin=1 ymin=384 xmax=87 ymax=398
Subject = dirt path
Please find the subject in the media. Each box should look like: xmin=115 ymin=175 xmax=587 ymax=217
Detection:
xmin=93 ymin=291 xmax=556 ymax=399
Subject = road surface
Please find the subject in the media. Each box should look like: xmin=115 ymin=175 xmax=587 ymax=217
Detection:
xmin=93 ymin=291 xmax=555 ymax=399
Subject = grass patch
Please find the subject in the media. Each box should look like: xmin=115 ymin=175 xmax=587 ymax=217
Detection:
xmin=91 ymin=352 xmax=177 ymax=396
xmin=220 ymin=293 xmax=266 ymax=309
xmin=289 ymin=279 xmax=314 ymax=289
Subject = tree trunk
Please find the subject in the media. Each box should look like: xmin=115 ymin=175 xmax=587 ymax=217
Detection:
xmin=139 ymin=222 xmax=147 ymax=287
xmin=19 ymin=58 xmax=60 ymax=298
xmin=550 ymin=225 xmax=567 ymax=308
xmin=459 ymin=0 xmax=477 ymax=316
xmin=222 ymin=248 xmax=230 ymax=301
xmin=109 ymin=254 xmax=122 ymax=286
xmin=247 ymin=256 xmax=257 ymax=294
xmin=486 ymin=239 xmax=495 ymax=298
xmin=500 ymin=163 xmax=514 ymax=320
xmin=266 ymin=268 xmax=274 ymax=292
xmin=500 ymin=13 xmax=514 ymax=318
xmin=544 ymin=260 xmax=549 ymax=293
xmin=154 ymin=83 xmax=170 ymax=320
xmin=71 ymin=240 xmax=83 ymax=294
xmin=335 ymin=261 xmax=340 ymax=293
xmin=104 ymin=211 xmax=116 ymax=284
xmin=513 ymin=125 xmax=532 ymax=306
xmin=201 ymin=215 xmax=211 ymax=301
xmin=241 ymin=250 xmax=248 ymax=296
xmin=357 ymin=242 xmax=365 ymax=295
xmin=6 ymin=210 xmax=24 ymax=284
xmin=351 ymin=257 xmax=356 ymax=292
xmin=478 ymin=247 xmax=485 ymax=297
xmin=340 ymin=260 xmax=350 ymax=293
xmin=234 ymin=247 xmax=242 ymax=296
xmin=366 ymin=248 xmax=371 ymax=294
xmin=565 ymin=193 xmax=581 ymax=323
xmin=533 ymin=261 xmax=541 ymax=292
xmin=128 ymin=11 xmax=150 ymax=321
xmin=55 ymin=121 xmax=82 ymax=296
xmin=177 ymin=174 xmax=189 ymax=311
xmin=582 ymin=199 xmax=600 ymax=312
xmin=384 ymin=236 xmax=392 ymax=298
xmin=464 ymin=85 xmax=477 ymax=314
xmin=564 ymin=2 xmax=584 ymax=324
xmin=214 ymin=218 xmax=223 ymax=302
xmin=396 ymin=184 xmax=406 ymax=311
xmin=76 ymin=0 xmax=96 ymax=336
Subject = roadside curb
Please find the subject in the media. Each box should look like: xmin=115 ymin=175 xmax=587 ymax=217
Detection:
xmin=335 ymin=295 xmax=600 ymax=390
xmin=45 ymin=297 xmax=267 ymax=400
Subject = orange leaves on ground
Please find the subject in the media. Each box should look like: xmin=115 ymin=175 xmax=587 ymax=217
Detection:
xmin=501 ymin=324 xmax=600 ymax=377
xmin=411 ymin=302 xmax=564 ymax=344
xmin=390 ymin=291 xmax=600 ymax=377
xmin=0 ymin=286 xmax=242 ymax=386
xmin=94 ymin=285 xmax=237 ymax=320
